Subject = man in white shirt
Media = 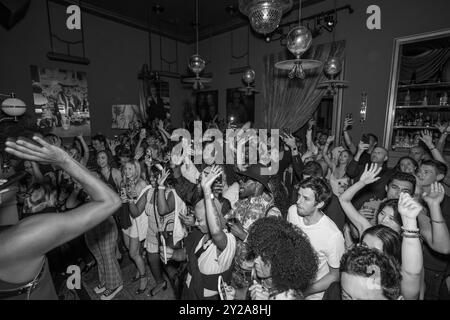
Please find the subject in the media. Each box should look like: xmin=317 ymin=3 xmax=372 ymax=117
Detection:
xmin=287 ymin=176 xmax=345 ymax=300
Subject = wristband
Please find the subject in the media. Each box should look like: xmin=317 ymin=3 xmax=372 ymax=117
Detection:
xmin=158 ymin=186 xmax=166 ymax=190
xmin=431 ymin=219 xmax=445 ymax=224
xmin=402 ymin=234 xmax=420 ymax=239
xmin=429 ymin=146 xmax=436 ymax=151
xmin=401 ymin=226 xmax=420 ymax=234
xmin=204 ymin=193 xmax=214 ymax=199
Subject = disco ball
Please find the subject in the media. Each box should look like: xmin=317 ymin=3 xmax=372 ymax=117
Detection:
xmin=188 ymin=54 xmax=206 ymax=75
xmin=242 ymin=69 xmax=256 ymax=84
xmin=286 ymin=26 xmax=312 ymax=58
xmin=324 ymin=57 xmax=342 ymax=77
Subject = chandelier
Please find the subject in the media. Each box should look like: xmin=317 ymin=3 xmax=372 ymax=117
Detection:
xmin=239 ymin=0 xmax=293 ymax=35
xmin=183 ymin=0 xmax=211 ymax=90
xmin=274 ymin=0 xmax=322 ymax=79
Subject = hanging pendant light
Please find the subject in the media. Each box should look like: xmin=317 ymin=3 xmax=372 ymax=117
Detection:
xmin=274 ymin=0 xmax=322 ymax=79
xmin=183 ymin=0 xmax=211 ymax=90
xmin=239 ymin=0 xmax=293 ymax=35
xmin=238 ymin=27 xmax=259 ymax=96
xmin=318 ymin=0 xmax=348 ymax=95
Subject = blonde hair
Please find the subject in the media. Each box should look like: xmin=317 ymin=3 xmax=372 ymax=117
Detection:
xmin=122 ymin=160 xmax=141 ymax=182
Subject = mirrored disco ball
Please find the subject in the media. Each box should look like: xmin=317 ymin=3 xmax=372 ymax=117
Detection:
xmin=286 ymin=26 xmax=312 ymax=58
xmin=242 ymin=69 xmax=256 ymax=84
xmin=188 ymin=54 xmax=206 ymax=74
xmin=248 ymin=1 xmax=282 ymax=34
xmin=324 ymin=57 xmax=342 ymax=77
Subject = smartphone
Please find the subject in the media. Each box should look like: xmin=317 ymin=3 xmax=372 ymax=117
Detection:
xmin=361 ymin=134 xmax=370 ymax=144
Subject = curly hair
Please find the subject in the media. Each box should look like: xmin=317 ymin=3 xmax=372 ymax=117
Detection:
xmin=246 ymin=217 xmax=319 ymax=294
xmin=340 ymin=245 xmax=402 ymax=300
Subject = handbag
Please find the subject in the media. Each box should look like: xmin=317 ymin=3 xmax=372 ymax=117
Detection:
xmin=115 ymin=203 xmax=132 ymax=230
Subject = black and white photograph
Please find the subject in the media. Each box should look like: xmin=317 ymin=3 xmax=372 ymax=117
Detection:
xmin=2 ymin=0 xmax=450 ymax=307
xmin=30 ymin=65 xmax=91 ymax=137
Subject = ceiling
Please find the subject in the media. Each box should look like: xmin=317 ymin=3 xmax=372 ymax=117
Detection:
xmin=57 ymin=0 xmax=325 ymax=43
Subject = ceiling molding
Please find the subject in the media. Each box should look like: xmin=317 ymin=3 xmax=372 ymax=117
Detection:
xmin=49 ymin=0 xmax=326 ymax=44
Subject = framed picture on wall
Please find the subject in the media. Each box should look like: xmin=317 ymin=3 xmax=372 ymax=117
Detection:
xmin=226 ymin=88 xmax=255 ymax=124
xmin=195 ymin=90 xmax=218 ymax=123
xmin=30 ymin=65 xmax=91 ymax=138
xmin=111 ymin=104 xmax=140 ymax=129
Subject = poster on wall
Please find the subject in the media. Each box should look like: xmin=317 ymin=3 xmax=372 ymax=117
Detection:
xmin=226 ymin=88 xmax=255 ymax=124
xmin=30 ymin=65 xmax=90 ymax=137
xmin=194 ymin=90 xmax=218 ymax=123
xmin=112 ymin=104 xmax=140 ymax=129
xmin=145 ymin=81 xmax=171 ymax=125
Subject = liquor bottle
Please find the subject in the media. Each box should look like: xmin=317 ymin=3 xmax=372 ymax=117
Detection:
xmin=423 ymin=90 xmax=428 ymax=106
xmin=413 ymin=113 xmax=419 ymax=126
xmin=441 ymin=92 xmax=448 ymax=106
xmin=424 ymin=115 xmax=431 ymax=127
xmin=404 ymin=90 xmax=411 ymax=106
xmin=418 ymin=112 xmax=424 ymax=127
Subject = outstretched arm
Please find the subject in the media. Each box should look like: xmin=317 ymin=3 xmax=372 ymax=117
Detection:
xmin=322 ymin=136 xmax=336 ymax=171
xmin=420 ymin=130 xmax=447 ymax=165
xmin=201 ymin=166 xmax=228 ymax=251
xmin=1 ymin=136 xmax=121 ymax=268
xmin=339 ymin=163 xmax=381 ymax=237
xmin=342 ymin=117 xmax=357 ymax=155
xmin=77 ymin=135 xmax=89 ymax=166
xmin=419 ymin=183 xmax=450 ymax=254
xmin=398 ymin=193 xmax=423 ymax=300
xmin=156 ymin=168 xmax=175 ymax=216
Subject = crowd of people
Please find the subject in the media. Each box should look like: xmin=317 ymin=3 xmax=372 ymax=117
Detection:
xmin=0 ymin=113 xmax=449 ymax=301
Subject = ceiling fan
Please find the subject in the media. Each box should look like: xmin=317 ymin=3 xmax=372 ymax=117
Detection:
xmin=182 ymin=0 xmax=211 ymax=90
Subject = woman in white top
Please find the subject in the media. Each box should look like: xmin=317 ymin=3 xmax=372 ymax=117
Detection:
xmin=129 ymin=165 xmax=175 ymax=296
xmin=322 ymin=136 xmax=352 ymax=196
xmin=120 ymin=160 xmax=149 ymax=294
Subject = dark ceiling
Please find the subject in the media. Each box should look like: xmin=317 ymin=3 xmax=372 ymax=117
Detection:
xmin=57 ymin=0 xmax=325 ymax=43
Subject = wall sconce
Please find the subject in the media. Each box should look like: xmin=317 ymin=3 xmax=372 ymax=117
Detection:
xmin=0 ymin=93 xmax=27 ymax=123
xmin=360 ymin=92 xmax=368 ymax=122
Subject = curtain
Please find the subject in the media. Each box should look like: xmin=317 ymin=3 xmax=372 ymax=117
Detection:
xmin=137 ymin=76 xmax=148 ymax=123
xmin=400 ymin=48 xmax=450 ymax=84
xmin=261 ymin=40 xmax=346 ymax=132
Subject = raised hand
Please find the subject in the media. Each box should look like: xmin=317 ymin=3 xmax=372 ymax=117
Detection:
xmin=422 ymin=182 xmax=445 ymax=206
xmin=134 ymin=147 xmax=144 ymax=160
xmin=281 ymin=133 xmax=297 ymax=150
xmin=326 ymin=135 xmax=335 ymax=144
xmin=435 ymin=122 xmax=449 ymax=134
xmin=107 ymin=139 xmax=120 ymax=153
xmin=5 ymin=136 xmax=69 ymax=167
xmin=179 ymin=213 xmax=196 ymax=227
xmin=249 ymin=281 xmax=269 ymax=300
xmin=398 ymin=192 xmax=422 ymax=220
xmin=359 ymin=163 xmax=382 ymax=185
xmin=157 ymin=168 xmax=171 ymax=187
xmin=343 ymin=117 xmax=354 ymax=131
xmin=139 ymin=128 xmax=147 ymax=141
xmin=357 ymin=140 xmax=370 ymax=153
xmin=420 ymin=130 xmax=434 ymax=148
xmin=200 ymin=165 xmax=222 ymax=191
xmin=308 ymin=118 xmax=316 ymax=130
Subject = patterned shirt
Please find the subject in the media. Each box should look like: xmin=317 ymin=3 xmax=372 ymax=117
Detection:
xmin=226 ymin=194 xmax=281 ymax=272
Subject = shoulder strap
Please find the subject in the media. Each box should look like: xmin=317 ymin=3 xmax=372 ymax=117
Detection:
xmin=265 ymin=205 xmax=276 ymax=217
